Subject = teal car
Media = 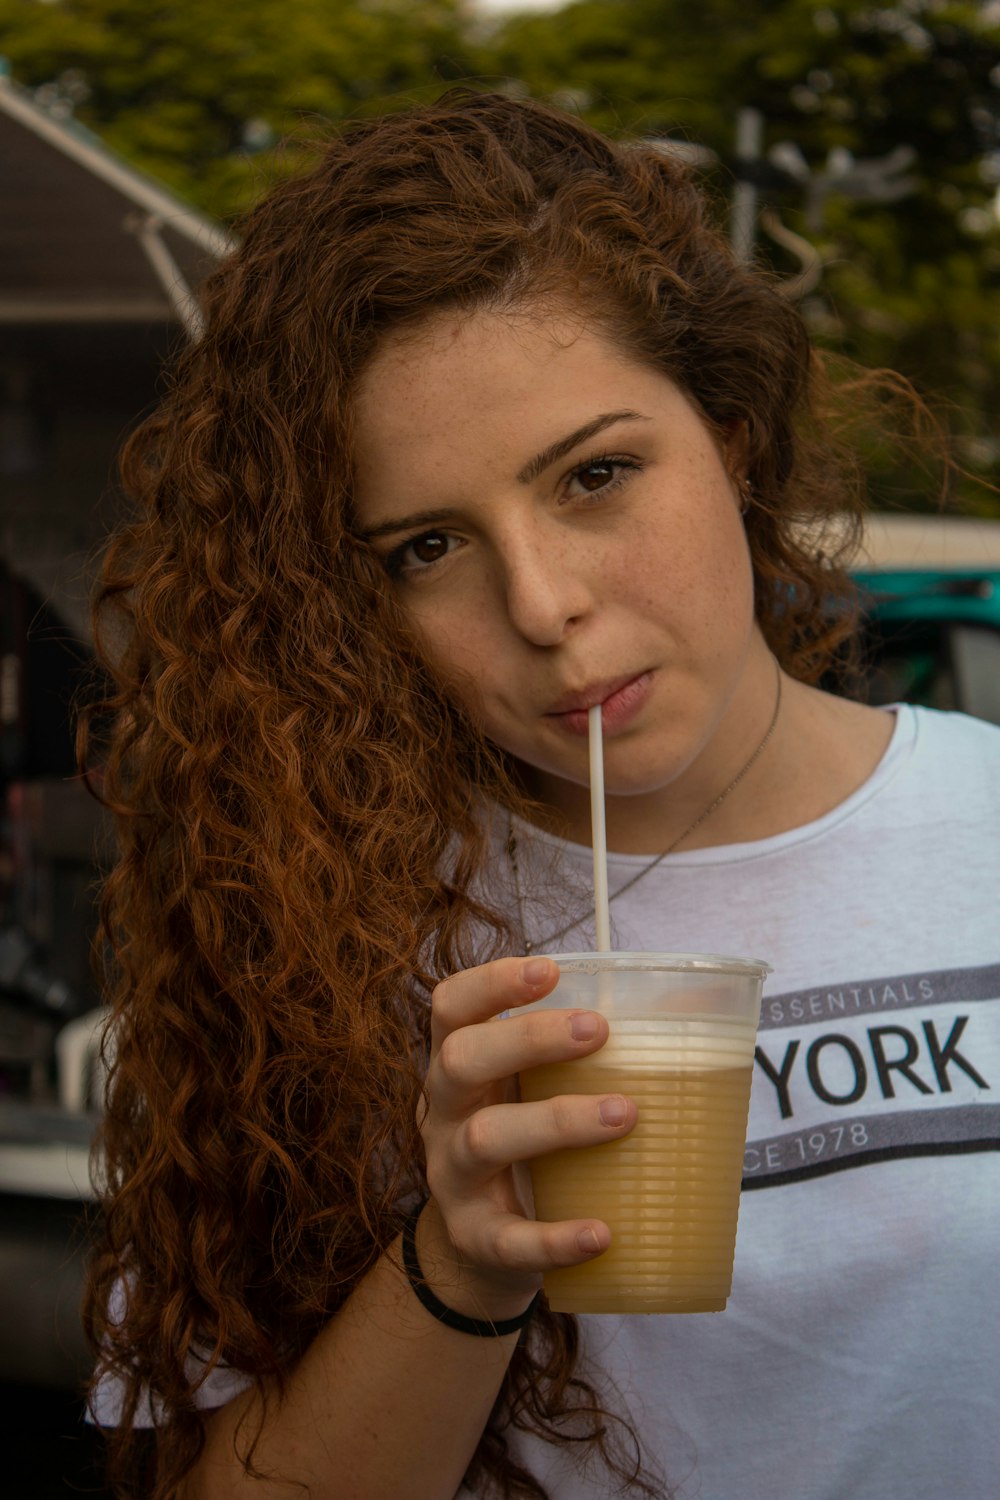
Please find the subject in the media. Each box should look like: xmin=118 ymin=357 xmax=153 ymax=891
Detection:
xmin=850 ymin=567 xmax=1000 ymax=725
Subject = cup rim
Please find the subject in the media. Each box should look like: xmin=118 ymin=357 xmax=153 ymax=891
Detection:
xmin=541 ymin=950 xmax=772 ymax=980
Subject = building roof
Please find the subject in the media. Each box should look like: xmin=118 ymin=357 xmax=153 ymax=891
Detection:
xmin=0 ymin=73 xmax=233 ymax=330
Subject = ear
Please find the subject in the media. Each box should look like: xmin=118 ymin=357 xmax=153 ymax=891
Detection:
xmin=722 ymin=418 xmax=750 ymax=481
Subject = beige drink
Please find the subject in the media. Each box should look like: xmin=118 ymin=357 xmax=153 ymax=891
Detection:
xmin=517 ymin=956 xmax=768 ymax=1316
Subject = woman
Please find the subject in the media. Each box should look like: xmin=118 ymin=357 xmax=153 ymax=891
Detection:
xmin=84 ymin=91 xmax=1000 ymax=1499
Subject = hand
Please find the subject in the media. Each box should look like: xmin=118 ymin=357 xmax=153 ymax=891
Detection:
xmin=416 ymin=956 xmax=637 ymax=1317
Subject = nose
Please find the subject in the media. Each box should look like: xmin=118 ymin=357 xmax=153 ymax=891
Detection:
xmin=498 ymin=525 xmax=595 ymax=647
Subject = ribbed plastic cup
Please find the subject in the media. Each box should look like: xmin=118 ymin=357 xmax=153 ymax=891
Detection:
xmin=518 ymin=952 xmax=769 ymax=1314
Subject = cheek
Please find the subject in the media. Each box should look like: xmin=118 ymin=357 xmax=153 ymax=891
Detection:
xmin=401 ymin=602 xmax=500 ymax=718
xmin=629 ymin=501 xmax=752 ymax=646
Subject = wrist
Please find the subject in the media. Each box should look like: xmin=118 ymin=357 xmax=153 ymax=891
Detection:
xmin=414 ymin=1198 xmax=541 ymax=1326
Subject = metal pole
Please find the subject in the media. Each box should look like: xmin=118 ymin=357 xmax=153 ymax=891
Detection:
xmin=731 ymin=107 xmax=763 ymax=262
xmin=127 ymin=214 xmax=206 ymax=340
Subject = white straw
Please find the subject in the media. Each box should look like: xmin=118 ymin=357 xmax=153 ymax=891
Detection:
xmin=588 ymin=704 xmax=612 ymax=953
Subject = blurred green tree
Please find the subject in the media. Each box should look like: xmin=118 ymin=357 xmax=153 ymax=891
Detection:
xmin=2 ymin=0 xmax=998 ymax=510
xmin=0 ymin=0 xmax=474 ymax=213
xmin=481 ymin=0 xmax=1000 ymax=512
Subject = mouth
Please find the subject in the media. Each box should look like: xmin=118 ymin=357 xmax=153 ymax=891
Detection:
xmin=545 ymin=671 xmax=654 ymax=736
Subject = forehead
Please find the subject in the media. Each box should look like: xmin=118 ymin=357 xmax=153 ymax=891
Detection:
xmin=358 ymin=301 xmax=618 ymax=402
xmin=351 ymin=304 xmax=686 ymax=508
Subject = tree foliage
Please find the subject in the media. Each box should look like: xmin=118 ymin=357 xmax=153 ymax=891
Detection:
xmin=481 ymin=0 xmax=1000 ymax=512
xmin=0 ymin=0 xmax=475 ymax=210
xmin=2 ymin=0 xmax=998 ymax=510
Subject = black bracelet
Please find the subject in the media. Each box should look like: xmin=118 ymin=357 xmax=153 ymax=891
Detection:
xmin=400 ymin=1203 xmax=540 ymax=1338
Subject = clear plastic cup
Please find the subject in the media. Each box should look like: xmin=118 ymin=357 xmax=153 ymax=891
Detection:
xmin=518 ymin=952 xmax=769 ymax=1314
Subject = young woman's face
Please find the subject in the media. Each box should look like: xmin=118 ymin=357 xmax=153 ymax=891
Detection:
xmin=352 ymin=303 xmax=775 ymax=839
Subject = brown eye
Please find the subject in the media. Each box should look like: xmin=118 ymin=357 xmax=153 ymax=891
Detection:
xmin=383 ymin=529 xmax=457 ymax=579
xmin=410 ymin=533 xmax=449 ymax=564
xmin=576 ymin=461 xmax=616 ymax=492
xmin=563 ymin=456 xmax=639 ymax=505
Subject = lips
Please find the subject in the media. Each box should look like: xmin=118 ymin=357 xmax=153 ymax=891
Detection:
xmin=547 ymin=672 xmax=648 ymax=716
xmin=545 ymin=671 xmax=653 ymax=736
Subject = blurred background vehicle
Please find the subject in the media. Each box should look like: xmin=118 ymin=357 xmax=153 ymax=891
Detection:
xmin=849 ymin=514 xmax=1000 ymax=726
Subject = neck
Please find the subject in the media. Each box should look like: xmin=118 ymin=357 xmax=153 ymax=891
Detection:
xmin=518 ymin=672 xmax=895 ymax=856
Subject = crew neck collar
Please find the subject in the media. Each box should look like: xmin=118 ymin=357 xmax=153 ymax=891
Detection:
xmin=508 ymin=703 xmax=914 ymax=869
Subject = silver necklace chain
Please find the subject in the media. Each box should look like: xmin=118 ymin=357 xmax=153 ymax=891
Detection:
xmin=506 ymin=663 xmax=783 ymax=955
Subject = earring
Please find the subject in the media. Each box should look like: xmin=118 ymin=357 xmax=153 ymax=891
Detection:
xmin=739 ymin=477 xmax=754 ymax=515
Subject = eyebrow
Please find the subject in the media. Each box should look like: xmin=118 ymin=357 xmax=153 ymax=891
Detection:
xmin=516 ymin=409 xmax=649 ymax=485
xmin=357 ymin=408 xmax=650 ymax=542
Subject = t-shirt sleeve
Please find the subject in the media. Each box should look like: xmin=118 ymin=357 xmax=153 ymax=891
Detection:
xmin=86 ymin=1362 xmax=254 ymax=1428
xmin=86 ymin=1279 xmax=254 ymax=1428
xmin=88 ymin=1357 xmax=254 ymax=1428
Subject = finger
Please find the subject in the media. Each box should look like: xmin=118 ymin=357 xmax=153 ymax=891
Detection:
xmin=454 ymin=1206 xmax=615 ymax=1275
xmin=454 ymin=1093 xmax=637 ymax=1178
xmin=433 ymin=1006 xmax=608 ymax=1101
xmin=431 ymin=956 xmax=559 ymax=1043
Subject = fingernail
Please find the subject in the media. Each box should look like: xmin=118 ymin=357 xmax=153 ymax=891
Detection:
xmin=521 ymin=958 xmax=552 ymax=986
xmin=599 ymin=1096 xmax=629 ymax=1127
xmin=570 ymin=1012 xmax=599 ymax=1041
xmin=577 ymin=1226 xmax=602 ymax=1254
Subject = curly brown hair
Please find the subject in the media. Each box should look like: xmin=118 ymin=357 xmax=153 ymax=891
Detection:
xmin=81 ymin=88 xmax=875 ymax=1499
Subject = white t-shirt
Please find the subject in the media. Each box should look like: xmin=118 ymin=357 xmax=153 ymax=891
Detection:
xmin=93 ymin=705 xmax=1000 ymax=1500
xmin=458 ymin=703 xmax=1000 ymax=1500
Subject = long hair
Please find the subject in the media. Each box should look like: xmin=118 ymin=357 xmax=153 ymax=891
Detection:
xmin=82 ymin=88 xmax=874 ymax=1499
